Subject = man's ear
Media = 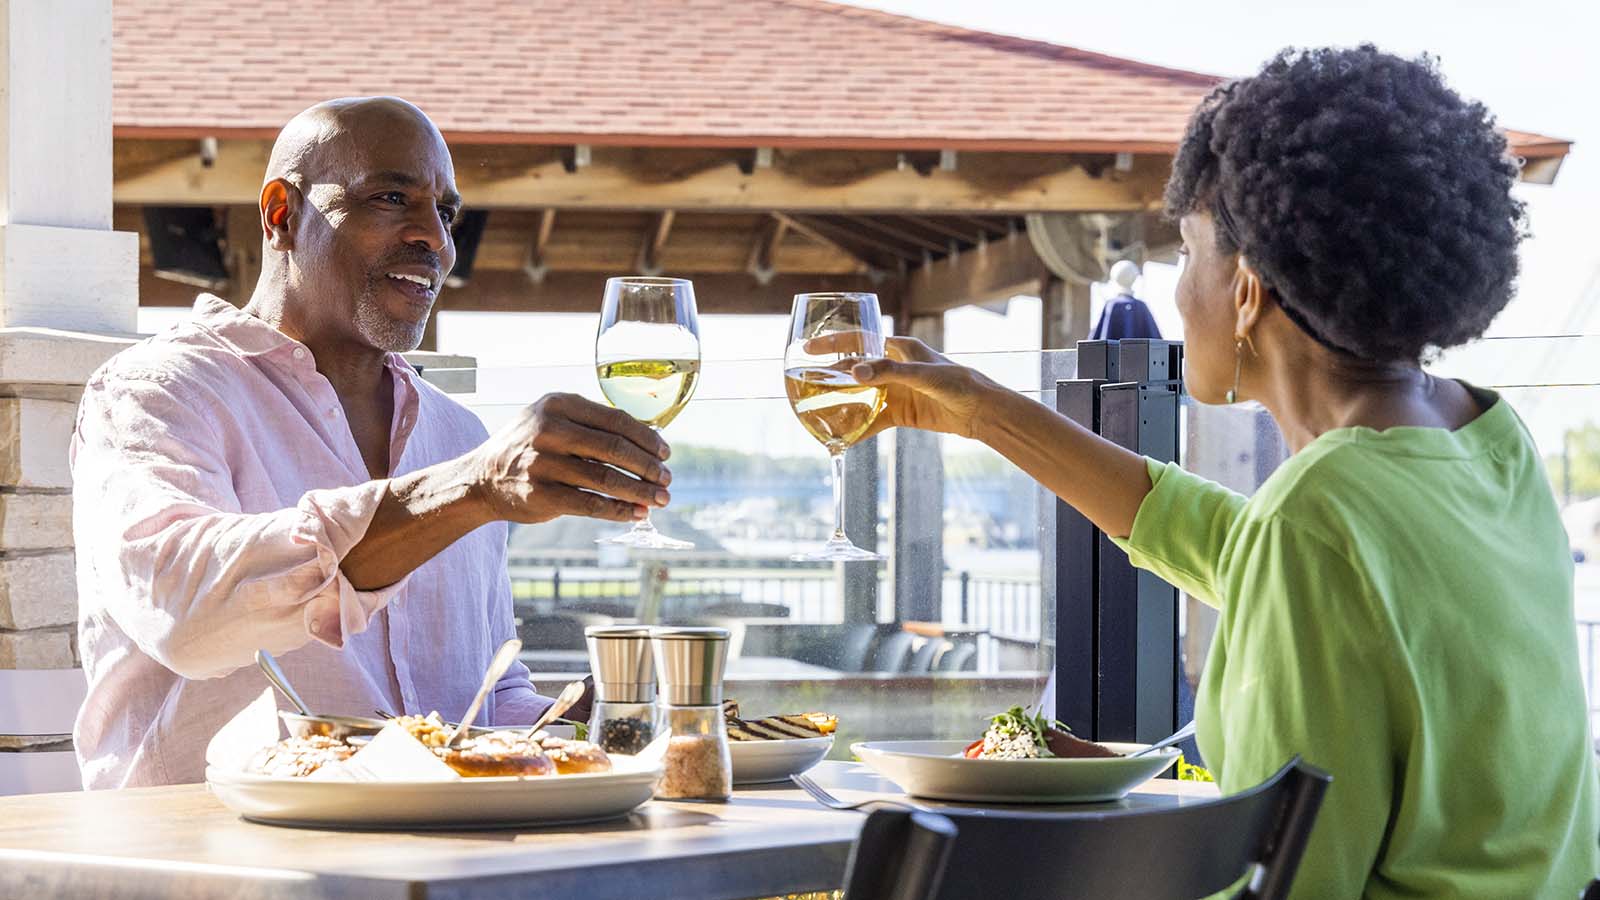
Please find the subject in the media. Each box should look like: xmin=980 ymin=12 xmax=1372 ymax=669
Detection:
xmin=260 ymin=179 xmax=299 ymax=252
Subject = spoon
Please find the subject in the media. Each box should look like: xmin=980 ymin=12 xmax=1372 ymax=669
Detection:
xmin=1129 ymin=720 xmax=1197 ymax=758
xmin=445 ymin=639 xmax=524 ymax=748
xmin=523 ymin=680 xmax=587 ymax=741
xmin=255 ymin=649 xmax=311 ymax=715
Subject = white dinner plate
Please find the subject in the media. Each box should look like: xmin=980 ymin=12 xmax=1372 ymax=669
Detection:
xmin=729 ymin=736 xmax=834 ymax=784
xmin=851 ymin=740 xmax=1179 ymax=804
xmin=206 ymin=756 xmax=662 ymax=829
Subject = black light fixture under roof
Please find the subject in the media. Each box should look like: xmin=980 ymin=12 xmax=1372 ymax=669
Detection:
xmin=144 ymin=206 xmax=229 ymax=290
xmin=445 ymin=210 xmax=490 ymax=289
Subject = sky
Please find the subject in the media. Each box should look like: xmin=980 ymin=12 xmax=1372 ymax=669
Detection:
xmin=137 ymin=0 xmax=1600 ymax=445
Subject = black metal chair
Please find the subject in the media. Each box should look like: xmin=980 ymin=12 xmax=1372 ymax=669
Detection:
xmin=934 ymin=642 xmax=975 ymax=672
xmin=835 ymin=624 xmax=878 ymax=672
xmin=841 ymin=808 xmax=959 ymax=900
xmin=904 ymin=638 xmax=948 ymax=674
xmin=869 ymin=631 xmax=917 ymax=672
xmin=841 ymin=757 xmax=1331 ymax=900
xmin=1582 ymin=878 xmax=1600 ymax=899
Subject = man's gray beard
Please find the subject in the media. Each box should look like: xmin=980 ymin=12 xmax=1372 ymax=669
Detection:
xmin=355 ymin=283 xmax=428 ymax=352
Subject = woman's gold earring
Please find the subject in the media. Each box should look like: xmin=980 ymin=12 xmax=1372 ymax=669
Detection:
xmin=1225 ymin=339 xmax=1243 ymax=404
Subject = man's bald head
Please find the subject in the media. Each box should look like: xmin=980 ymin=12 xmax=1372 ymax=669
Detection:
xmin=251 ymin=96 xmax=459 ymax=355
xmin=266 ymin=96 xmax=449 ymax=192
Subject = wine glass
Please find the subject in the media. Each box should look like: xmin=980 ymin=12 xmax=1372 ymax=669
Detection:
xmin=784 ymin=292 xmax=886 ymax=561
xmin=595 ymin=277 xmax=700 ymax=550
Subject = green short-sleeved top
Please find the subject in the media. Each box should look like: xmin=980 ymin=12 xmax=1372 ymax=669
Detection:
xmin=1114 ymin=390 xmax=1600 ymax=898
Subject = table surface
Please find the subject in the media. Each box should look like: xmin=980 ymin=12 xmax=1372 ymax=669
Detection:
xmin=0 ymin=761 xmax=1219 ymax=900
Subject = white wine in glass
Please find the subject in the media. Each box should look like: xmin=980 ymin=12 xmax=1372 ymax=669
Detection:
xmin=595 ymin=358 xmax=700 ymax=428
xmin=784 ymin=292 xmax=886 ymax=562
xmin=595 ymin=277 xmax=700 ymax=551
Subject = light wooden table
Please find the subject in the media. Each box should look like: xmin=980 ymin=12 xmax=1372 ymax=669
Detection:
xmin=0 ymin=761 xmax=1219 ymax=900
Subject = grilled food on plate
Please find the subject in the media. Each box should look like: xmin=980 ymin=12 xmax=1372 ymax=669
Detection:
xmin=723 ymin=700 xmax=838 ymax=741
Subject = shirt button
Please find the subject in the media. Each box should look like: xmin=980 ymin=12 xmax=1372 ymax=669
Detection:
xmin=292 ymin=347 xmax=307 ymax=360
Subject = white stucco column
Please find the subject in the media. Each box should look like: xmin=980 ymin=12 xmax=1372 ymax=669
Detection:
xmin=0 ymin=0 xmax=136 ymax=331
xmin=0 ymin=0 xmax=139 ymax=794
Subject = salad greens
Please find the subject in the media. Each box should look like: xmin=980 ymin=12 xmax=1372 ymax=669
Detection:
xmin=987 ymin=706 xmax=1070 ymax=758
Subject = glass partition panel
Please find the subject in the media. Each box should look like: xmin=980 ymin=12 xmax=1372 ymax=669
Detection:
xmin=459 ymin=349 xmax=1074 ymax=752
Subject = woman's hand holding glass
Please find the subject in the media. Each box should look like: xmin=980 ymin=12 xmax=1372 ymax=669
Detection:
xmin=812 ymin=334 xmax=996 ymax=442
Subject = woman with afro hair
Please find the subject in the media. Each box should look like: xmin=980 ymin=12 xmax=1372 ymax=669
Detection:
xmin=847 ymin=46 xmax=1599 ymax=896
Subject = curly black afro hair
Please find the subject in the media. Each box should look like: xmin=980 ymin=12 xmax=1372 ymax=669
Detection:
xmin=1164 ymin=45 xmax=1526 ymax=362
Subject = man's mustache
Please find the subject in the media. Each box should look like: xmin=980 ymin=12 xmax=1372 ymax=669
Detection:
xmin=373 ymin=248 xmax=443 ymax=274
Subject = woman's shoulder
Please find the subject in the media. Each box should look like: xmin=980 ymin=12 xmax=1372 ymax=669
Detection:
xmin=1239 ymin=394 xmax=1546 ymax=555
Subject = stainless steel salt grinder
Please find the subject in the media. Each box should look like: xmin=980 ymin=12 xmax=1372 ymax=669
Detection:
xmin=585 ymin=625 xmax=656 ymax=703
xmin=650 ymin=627 xmax=730 ymax=707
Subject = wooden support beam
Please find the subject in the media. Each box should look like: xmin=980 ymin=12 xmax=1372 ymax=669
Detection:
xmin=771 ymin=212 xmax=876 ymax=270
xmin=901 ymin=215 xmax=987 ymax=247
xmin=524 ymin=208 xmax=557 ymax=279
xmin=223 ymin=205 xmax=263 ymax=306
xmin=745 ymin=216 xmax=787 ymax=283
xmin=635 ymin=210 xmax=675 ymax=275
xmin=1041 ymin=276 xmax=1093 ymax=351
xmin=839 ymin=215 xmax=948 ymax=255
xmin=902 ymin=229 xmax=1047 ymax=316
xmin=114 ymin=140 xmax=1169 ymax=214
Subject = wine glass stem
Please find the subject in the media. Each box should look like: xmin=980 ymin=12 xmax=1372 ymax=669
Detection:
xmin=634 ymin=427 xmax=663 ymax=534
xmin=830 ymin=450 xmax=848 ymax=541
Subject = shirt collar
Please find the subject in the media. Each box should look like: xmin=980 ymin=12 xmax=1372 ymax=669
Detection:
xmin=192 ymin=293 xmax=419 ymax=381
xmin=192 ymin=293 xmax=303 ymax=358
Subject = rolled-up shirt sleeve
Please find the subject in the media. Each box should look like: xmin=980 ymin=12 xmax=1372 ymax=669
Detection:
xmin=72 ymin=372 xmax=408 ymax=681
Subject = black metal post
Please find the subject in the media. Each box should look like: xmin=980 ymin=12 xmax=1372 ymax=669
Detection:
xmin=1096 ymin=340 xmax=1183 ymax=744
xmin=1053 ymin=339 xmax=1184 ymax=745
xmin=1052 ymin=341 xmax=1118 ymax=737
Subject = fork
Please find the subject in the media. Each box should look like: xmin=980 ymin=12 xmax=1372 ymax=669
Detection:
xmin=791 ymin=772 xmax=919 ymax=813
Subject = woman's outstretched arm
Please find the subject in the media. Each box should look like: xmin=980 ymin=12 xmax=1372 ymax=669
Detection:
xmin=850 ymin=337 xmax=1152 ymax=539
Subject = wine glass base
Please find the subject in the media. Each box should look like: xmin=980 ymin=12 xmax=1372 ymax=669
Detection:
xmin=790 ymin=538 xmax=884 ymax=562
xmin=597 ymin=528 xmax=694 ymax=551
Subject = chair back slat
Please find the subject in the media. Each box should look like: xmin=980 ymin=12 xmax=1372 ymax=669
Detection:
xmin=842 ymin=757 xmax=1331 ymax=900
xmin=1247 ymin=765 xmax=1333 ymax=900
xmin=843 ymin=809 xmax=958 ymax=900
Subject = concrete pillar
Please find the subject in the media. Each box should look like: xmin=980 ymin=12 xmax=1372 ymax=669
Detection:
xmin=0 ymin=0 xmax=140 ymax=794
xmin=891 ymin=314 xmax=945 ymax=624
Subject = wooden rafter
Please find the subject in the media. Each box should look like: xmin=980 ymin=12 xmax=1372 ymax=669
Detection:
xmin=900 ymin=215 xmax=988 ymax=247
xmin=745 ymin=216 xmax=788 ymax=283
xmin=771 ymin=212 xmax=876 ymax=270
xmin=958 ymin=216 xmax=1014 ymax=241
xmin=839 ymin=215 xmax=949 ymax=255
xmin=794 ymin=216 xmax=922 ymax=264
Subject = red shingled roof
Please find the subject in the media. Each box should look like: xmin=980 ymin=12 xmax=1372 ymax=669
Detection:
xmin=111 ymin=0 xmax=1570 ymax=159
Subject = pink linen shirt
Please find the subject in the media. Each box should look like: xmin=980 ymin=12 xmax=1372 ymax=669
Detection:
xmin=71 ymin=294 xmax=552 ymax=788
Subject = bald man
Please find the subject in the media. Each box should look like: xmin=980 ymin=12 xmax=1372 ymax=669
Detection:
xmin=70 ymin=98 xmax=671 ymax=788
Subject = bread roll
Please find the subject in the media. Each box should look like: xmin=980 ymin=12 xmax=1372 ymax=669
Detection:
xmin=436 ymin=732 xmax=557 ymax=778
xmin=538 ymin=736 xmax=613 ymax=774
